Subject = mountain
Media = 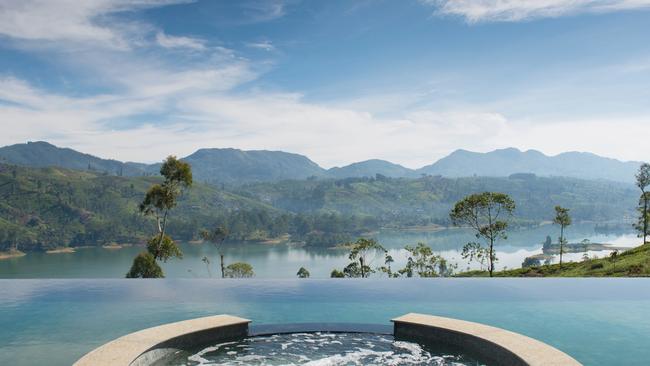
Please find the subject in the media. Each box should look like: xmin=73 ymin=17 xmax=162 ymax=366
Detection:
xmin=182 ymin=148 xmax=325 ymax=183
xmin=326 ymin=159 xmax=416 ymax=178
xmin=0 ymin=142 xmax=643 ymax=184
xmin=418 ymin=148 xmax=641 ymax=183
xmin=0 ymin=141 xmax=149 ymax=176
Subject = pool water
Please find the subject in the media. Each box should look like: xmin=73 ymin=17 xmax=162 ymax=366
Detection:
xmin=159 ymin=332 xmax=483 ymax=366
xmin=1 ymin=279 xmax=649 ymax=366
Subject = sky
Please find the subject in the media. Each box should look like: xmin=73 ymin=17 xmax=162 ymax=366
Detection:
xmin=0 ymin=0 xmax=649 ymax=168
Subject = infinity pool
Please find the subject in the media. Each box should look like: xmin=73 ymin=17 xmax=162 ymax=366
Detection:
xmin=1 ymin=279 xmax=649 ymax=366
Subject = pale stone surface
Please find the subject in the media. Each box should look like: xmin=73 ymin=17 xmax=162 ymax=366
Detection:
xmin=392 ymin=313 xmax=581 ymax=366
xmin=74 ymin=314 xmax=250 ymax=366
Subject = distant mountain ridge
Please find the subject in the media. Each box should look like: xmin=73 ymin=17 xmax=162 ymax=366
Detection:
xmin=0 ymin=141 xmax=642 ymax=183
xmin=417 ymin=148 xmax=642 ymax=182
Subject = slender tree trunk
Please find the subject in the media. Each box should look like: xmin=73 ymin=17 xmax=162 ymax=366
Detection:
xmin=560 ymin=225 xmax=564 ymax=269
xmin=643 ymin=192 xmax=648 ymax=244
xmin=155 ymin=210 xmax=169 ymax=258
xmin=489 ymin=238 xmax=494 ymax=277
xmin=220 ymin=253 xmax=225 ymax=278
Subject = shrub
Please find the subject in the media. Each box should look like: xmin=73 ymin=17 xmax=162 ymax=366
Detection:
xmin=590 ymin=262 xmax=604 ymax=270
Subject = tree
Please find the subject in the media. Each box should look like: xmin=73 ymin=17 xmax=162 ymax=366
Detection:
xmin=297 ymin=267 xmax=310 ymax=278
xmin=201 ymin=226 xmax=229 ymax=278
xmin=460 ymin=242 xmax=489 ymax=270
xmin=450 ymin=192 xmax=515 ymax=277
xmin=553 ymin=206 xmax=572 ymax=268
xmin=398 ymin=243 xmax=447 ymax=277
xmin=224 ymin=262 xmax=254 ymax=278
xmin=330 ymin=269 xmax=345 ymax=278
xmin=127 ymin=156 xmax=192 ymax=278
xmin=345 ymin=238 xmax=387 ymax=278
xmin=126 ymin=252 xmax=163 ymax=278
xmin=202 ymin=256 xmax=212 ymax=278
xmin=635 ymin=163 xmax=650 ymax=244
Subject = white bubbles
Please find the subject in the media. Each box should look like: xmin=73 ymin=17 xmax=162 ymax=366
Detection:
xmin=177 ymin=332 xmax=478 ymax=365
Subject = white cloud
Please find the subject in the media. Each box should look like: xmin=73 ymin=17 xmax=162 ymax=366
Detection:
xmin=3 ymin=73 xmax=649 ymax=168
xmin=155 ymin=31 xmax=206 ymax=50
xmin=426 ymin=0 xmax=650 ymax=23
xmin=246 ymin=40 xmax=275 ymax=51
xmin=0 ymin=0 xmax=191 ymax=48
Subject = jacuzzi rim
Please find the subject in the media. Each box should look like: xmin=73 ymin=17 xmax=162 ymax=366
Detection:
xmin=74 ymin=313 xmax=582 ymax=366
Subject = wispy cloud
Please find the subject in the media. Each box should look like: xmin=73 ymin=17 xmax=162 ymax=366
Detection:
xmin=425 ymin=0 xmax=650 ymax=23
xmin=246 ymin=40 xmax=275 ymax=51
xmin=155 ymin=31 xmax=206 ymax=50
xmin=0 ymin=0 xmax=192 ymax=49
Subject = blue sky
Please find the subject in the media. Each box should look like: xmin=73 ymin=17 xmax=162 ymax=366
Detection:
xmin=0 ymin=0 xmax=649 ymax=167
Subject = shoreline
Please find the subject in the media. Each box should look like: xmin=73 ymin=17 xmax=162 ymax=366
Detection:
xmin=46 ymin=247 xmax=76 ymax=254
xmin=0 ymin=250 xmax=26 ymax=260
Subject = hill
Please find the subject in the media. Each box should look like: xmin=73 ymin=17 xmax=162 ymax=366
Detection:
xmin=418 ymin=148 xmax=641 ymax=183
xmin=0 ymin=141 xmax=149 ymax=176
xmin=182 ymin=148 xmax=325 ymax=183
xmin=457 ymin=243 xmax=650 ymax=277
xmin=0 ymin=163 xmax=280 ymax=252
xmin=236 ymin=174 xmax=638 ymax=225
xmin=327 ymin=159 xmax=416 ymax=178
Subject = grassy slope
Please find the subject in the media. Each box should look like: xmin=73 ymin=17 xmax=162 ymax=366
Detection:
xmin=457 ymin=243 xmax=650 ymax=277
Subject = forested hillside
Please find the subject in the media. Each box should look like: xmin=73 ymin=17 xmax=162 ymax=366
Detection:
xmin=0 ymin=163 xmax=639 ymax=252
xmin=0 ymin=164 xmax=282 ymax=252
xmin=236 ymin=173 xmax=637 ymax=225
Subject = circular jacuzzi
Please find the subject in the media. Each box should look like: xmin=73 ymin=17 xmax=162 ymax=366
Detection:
xmin=157 ymin=331 xmax=481 ymax=365
xmin=74 ymin=314 xmax=581 ymax=366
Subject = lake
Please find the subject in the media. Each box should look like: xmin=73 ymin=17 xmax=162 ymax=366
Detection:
xmin=0 ymin=223 xmax=638 ymax=278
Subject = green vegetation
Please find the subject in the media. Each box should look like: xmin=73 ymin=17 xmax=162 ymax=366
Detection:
xmin=634 ymin=163 xmax=650 ymax=243
xmin=450 ymin=192 xmax=515 ymax=277
xmin=127 ymin=156 xmax=193 ymax=278
xmin=399 ymin=243 xmax=455 ymax=277
xmin=224 ymin=262 xmax=255 ymax=278
xmin=0 ymin=162 xmax=641 ymax=252
xmin=330 ymin=239 xmax=454 ymax=278
xmin=126 ymin=252 xmax=163 ymax=278
xmin=553 ymin=206 xmax=572 ymax=268
xmin=0 ymin=163 xmax=279 ymax=252
xmin=296 ymin=267 xmax=310 ymax=278
xmin=458 ymin=243 xmax=650 ymax=277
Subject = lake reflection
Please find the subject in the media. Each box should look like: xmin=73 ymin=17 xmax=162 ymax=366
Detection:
xmin=0 ymin=223 xmax=638 ymax=278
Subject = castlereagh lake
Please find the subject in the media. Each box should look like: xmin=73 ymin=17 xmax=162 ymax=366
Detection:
xmin=0 ymin=223 xmax=637 ymax=278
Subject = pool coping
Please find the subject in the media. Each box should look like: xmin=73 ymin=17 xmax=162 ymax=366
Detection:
xmin=73 ymin=314 xmax=250 ymax=366
xmin=392 ymin=313 xmax=581 ymax=366
xmin=74 ymin=313 xmax=582 ymax=366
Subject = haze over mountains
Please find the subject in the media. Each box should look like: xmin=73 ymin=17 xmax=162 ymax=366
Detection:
xmin=0 ymin=141 xmax=642 ymax=184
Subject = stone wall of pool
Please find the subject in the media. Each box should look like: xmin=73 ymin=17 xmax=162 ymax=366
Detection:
xmin=74 ymin=313 xmax=581 ymax=366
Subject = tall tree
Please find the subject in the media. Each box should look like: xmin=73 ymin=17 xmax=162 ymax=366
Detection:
xmin=553 ymin=206 xmax=572 ymax=268
xmin=201 ymin=226 xmax=229 ymax=278
xmin=635 ymin=163 xmax=650 ymax=244
xmin=450 ymin=192 xmax=515 ymax=277
xmin=127 ymin=156 xmax=193 ymax=278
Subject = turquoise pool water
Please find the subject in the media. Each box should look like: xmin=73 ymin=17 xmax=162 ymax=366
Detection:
xmin=1 ymin=279 xmax=649 ymax=365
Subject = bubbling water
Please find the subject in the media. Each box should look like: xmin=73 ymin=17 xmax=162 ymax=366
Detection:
xmin=162 ymin=332 xmax=483 ymax=366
